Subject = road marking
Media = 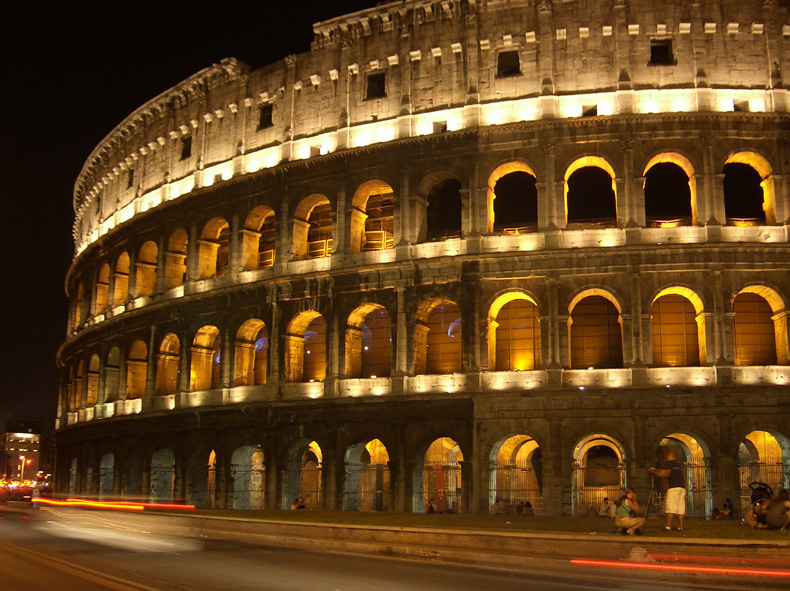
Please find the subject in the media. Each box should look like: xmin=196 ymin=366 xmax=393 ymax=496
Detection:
xmin=0 ymin=541 xmax=168 ymax=591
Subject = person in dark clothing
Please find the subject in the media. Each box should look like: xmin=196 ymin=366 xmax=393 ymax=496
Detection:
xmin=650 ymin=450 xmax=687 ymax=531
xmin=765 ymin=489 xmax=790 ymax=530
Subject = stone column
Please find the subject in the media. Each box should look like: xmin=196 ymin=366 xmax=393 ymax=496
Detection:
xmin=144 ymin=325 xmax=158 ymax=404
xmin=228 ymin=211 xmax=242 ymax=274
xmin=178 ymin=327 xmax=191 ymax=394
xmin=220 ymin=323 xmax=233 ymax=388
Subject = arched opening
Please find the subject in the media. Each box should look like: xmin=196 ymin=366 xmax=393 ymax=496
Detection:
xmin=284 ymin=312 xmax=326 ymax=382
xmin=488 ymin=293 xmax=541 ymax=371
xmin=343 ymin=439 xmax=391 ymax=511
xmin=293 ymin=194 xmax=333 ymax=260
xmin=572 ymin=435 xmax=626 ymax=516
xmin=565 ymin=158 xmax=617 ymax=227
xmin=643 ymin=157 xmax=694 ymax=227
xmin=413 ymin=437 xmax=463 ymax=513
xmin=231 ymin=445 xmax=265 ymax=509
xmin=126 ymin=340 xmax=147 ymax=399
xmin=99 ymin=453 xmax=114 ymax=500
xmin=242 ymin=205 xmax=276 ymax=270
xmin=156 ymin=333 xmax=180 ymax=395
xmin=87 ymin=354 xmax=100 ymax=406
xmin=486 ymin=162 xmax=538 ymax=234
xmin=651 ymin=293 xmax=701 ymax=367
xmin=426 ymin=178 xmax=462 ymax=241
xmin=492 ymin=171 xmax=538 ymax=235
xmin=198 ymin=218 xmax=230 ymax=279
xmin=135 ymin=241 xmax=158 ymax=297
xmin=234 ymin=319 xmax=269 ymax=386
xmin=414 ymin=299 xmax=462 ymax=375
xmin=351 ymin=180 xmax=395 ymax=252
xmin=723 ymin=152 xmax=775 ymax=226
xmin=164 ymin=229 xmax=188 ymax=289
xmin=489 ymin=434 xmax=543 ymax=515
xmin=283 ymin=439 xmax=323 ymax=509
xmin=104 ymin=347 xmax=120 ymax=402
xmin=94 ymin=263 xmax=110 ymax=315
xmin=190 ymin=326 xmax=221 ymax=391
xmin=569 ymin=293 xmax=623 ymax=369
xmin=655 ymin=434 xmax=712 ymax=518
xmin=112 ymin=252 xmax=130 ymax=307
xmin=738 ymin=430 xmax=790 ymax=516
xmin=733 ymin=292 xmax=778 ymax=366
xmin=186 ymin=448 xmax=217 ymax=509
xmin=150 ymin=448 xmax=175 ymax=502
xmin=345 ymin=304 xmax=392 ymax=378
xmin=74 ymin=361 xmax=84 ymax=410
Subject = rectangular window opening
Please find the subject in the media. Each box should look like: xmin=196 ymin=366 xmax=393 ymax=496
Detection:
xmin=582 ymin=105 xmax=598 ymax=117
xmin=497 ymin=50 xmax=521 ymax=77
xmin=180 ymin=136 xmax=192 ymax=160
xmin=257 ymin=104 xmax=273 ymax=130
xmin=126 ymin=169 xmax=134 ymax=189
xmin=649 ymin=39 xmax=675 ymax=66
xmin=366 ymin=72 xmax=386 ymax=100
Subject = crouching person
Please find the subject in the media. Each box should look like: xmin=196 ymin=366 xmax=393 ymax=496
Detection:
xmin=615 ymin=489 xmax=646 ymax=536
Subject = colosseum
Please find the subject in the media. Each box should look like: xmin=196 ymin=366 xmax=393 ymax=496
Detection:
xmin=56 ymin=0 xmax=790 ymax=517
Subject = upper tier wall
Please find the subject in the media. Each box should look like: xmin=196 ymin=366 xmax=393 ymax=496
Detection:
xmin=72 ymin=0 xmax=790 ymax=254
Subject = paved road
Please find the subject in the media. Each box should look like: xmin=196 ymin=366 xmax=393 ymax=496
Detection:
xmin=0 ymin=515 xmax=762 ymax=591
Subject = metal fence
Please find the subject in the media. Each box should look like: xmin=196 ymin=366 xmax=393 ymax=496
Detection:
xmin=572 ymin=463 xmax=624 ymax=516
xmin=490 ymin=463 xmax=543 ymax=516
xmin=739 ymin=458 xmax=788 ymax=516
xmin=416 ymin=463 xmax=461 ymax=513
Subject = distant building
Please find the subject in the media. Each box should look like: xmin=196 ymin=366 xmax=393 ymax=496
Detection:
xmin=1 ymin=419 xmax=41 ymax=481
xmin=56 ymin=0 xmax=790 ymax=516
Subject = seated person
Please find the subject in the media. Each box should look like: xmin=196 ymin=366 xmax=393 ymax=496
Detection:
xmin=598 ymin=497 xmax=615 ymax=518
xmin=614 ymin=489 xmax=646 ymax=536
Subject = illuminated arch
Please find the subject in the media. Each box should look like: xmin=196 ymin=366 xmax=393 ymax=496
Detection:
xmin=345 ymin=303 xmax=391 ymax=378
xmin=643 ymin=152 xmax=698 ymax=226
xmin=87 ymin=354 xmax=100 ymax=406
xmin=242 ymin=205 xmax=276 ymax=270
xmin=569 ymin=290 xmax=623 ymax=369
xmin=571 ymin=434 xmax=626 ymax=516
xmin=350 ymin=180 xmax=395 ymax=253
xmin=293 ymin=194 xmax=332 ymax=260
xmin=230 ymin=444 xmax=265 ymax=509
xmin=164 ymin=228 xmax=188 ymax=289
xmin=486 ymin=161 xmax=538 ymax=234
xmin=284 ymin=311 xmax=326 ymax=382
xmin=414 ymin=437 xmax=464 ymax=513
xmin=489 ymin=434 xmax=543 ymax=514
xmin=126 ymin=340 xmax=148 ymax=399
xmin=655 ymin=433 xmax=712 ymax=518
xmin=651 ymin=287 xmax=706 ymax=366
xmin=135 ymin=241 xmax=158 ymax=297
xmin=738 ymin=430 xmax=790 ymax=513
xmin=94 ymin=263 xmax=110 ymax=315
xmin=414 ymin=297 xmax=462 ymax=375
xmin=724 ymin=151 xmax=776 ymax=225
xmin=283 ymin=439 xmax=324 ymax=509
xmin=234 ymin=318 xmax=268 ymax=386
xmin=564 ymin=156 xmax=617 ymax=225
xmin=156 ymin=333 xmax=180 ymax=395
xmin=112 ymin=252 xmax=130 ymax=308
xmin=732 ymin=285 xmax=787 ymax=365
xmin=198 ymin=217 xmax=230 ymax=279
xmin=343 ymin=438 xmax=391 ymax=511
xmin=190 ymin=325 xmax=221 ymax=391
xmin=488 ymin=291 xmax=541 ymax=371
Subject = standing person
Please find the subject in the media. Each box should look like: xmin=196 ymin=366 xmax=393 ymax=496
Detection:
xmin=650 ymin=450 xmax=686 ymax=531
xmin=614 ymin=489 xmax=646 ymax=535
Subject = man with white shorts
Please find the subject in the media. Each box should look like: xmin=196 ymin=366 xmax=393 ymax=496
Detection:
xmin=649 ymin=451 xmax=686 ymax=531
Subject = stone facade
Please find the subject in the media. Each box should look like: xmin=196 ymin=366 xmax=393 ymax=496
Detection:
xmin=57 ymin=0 xmax=790 ymax=516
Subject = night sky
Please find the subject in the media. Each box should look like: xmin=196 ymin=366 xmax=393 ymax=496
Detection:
xmin=1 ymin=1 xmax=378 ymax=436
